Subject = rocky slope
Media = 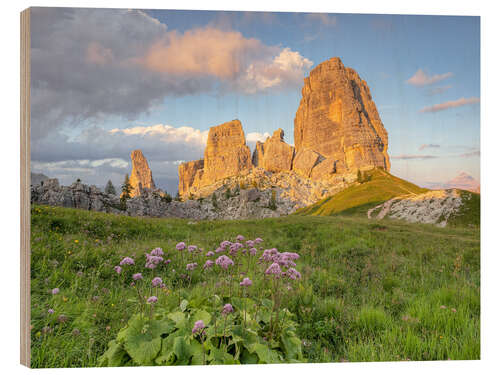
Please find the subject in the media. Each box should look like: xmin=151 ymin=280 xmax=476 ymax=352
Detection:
xmin=31 ymin=177 xmax=303 ymax=220
xmin=367 ymin=189 xmax=464 ymax=227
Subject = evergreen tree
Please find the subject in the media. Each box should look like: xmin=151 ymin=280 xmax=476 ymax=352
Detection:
xmin=357 ymin=169 xmax=363 ymax=183
xmin=104 ymin=180 xmax=116 ymax=195
xmin=120 ymin=174 xmax=133 ymax=208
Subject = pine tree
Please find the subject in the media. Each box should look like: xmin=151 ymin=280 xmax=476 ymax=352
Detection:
xmin=120 ymin=174 xmax=133 ymax=208
xmin=104 ymin=180 xmax=116 ymax=195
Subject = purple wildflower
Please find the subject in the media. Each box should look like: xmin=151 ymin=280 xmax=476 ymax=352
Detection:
xmin=147 ymin=296 xmax=158 ymax=304
xmin=165 ymin=259 xmax=171 ymax=265
xmin=48 ymin=308 xmax=54 ymax=314
xmin=240 ymin=277 xmax=252 ymax=287
xmin=145 ymin=254 xmax=164 ymax=269
xmin=254 ymin=237 xmax=263 ymax=244
xmin=229 ymin=242 xmax=244 ymax=256
xmin=192 ymin=320 xmax=205 ymax=334
xmin=186 ymin=262 xmax=198 ymax=271
xmin=220 ymin=240 xmax=232 ymax=249
xmin=150 ymin=247 xmax=164 ymax=256
xmin=222 ymin=303 xmax=234 ymax=315
xmin=188 ymin=245 xmax=197 ymax=253
xmin=151 ymin=277 xmax=163 ymax=287
xmin=114 ymin=266 xmax=122 ymax=274
xmin=203 ymin=260 xmax=214 ymax=270
xmin=286 ymin=268 xmax=302 ymax=280
xmin=119 ymin=257 xmax=135 ymax=266
xmin=215 ymin=255 xmax=235 ymax=270
xmin=51 ymin=288 xmax=60 ymax=295
xmin=236 ymin=235 xmax=245 ymax=242
xmin=215 ymin=247 xmax=225 ymax=253
xmin=176 ymin=242 xmax=186 ymax=251
xmin=249 ymin=248 xmax=257 ymax=256
xmin=265 ymin=262 xmax=282 ymax=276
xmin=206 ymin=251 xmax=215 ymax=257
xmin=246 ymin=240 xmax=255 ymax=248
xmin=132 ymin=273 xmax=143 ymax=281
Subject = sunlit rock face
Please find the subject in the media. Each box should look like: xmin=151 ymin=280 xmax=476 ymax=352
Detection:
xmin=129 ymin=149 xmax=156 ymax=197
xmin=294 ymin=57 xmax=390 ymax=173
xmin=201 ymin=119 xmax=252 ymax=187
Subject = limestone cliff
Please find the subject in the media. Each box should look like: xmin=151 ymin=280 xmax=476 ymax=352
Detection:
xmin=294 ymin=57 xmax=390 ymax=173
xmin=201 ymin=120 xmax=252 ymax=187
xmin=129 ymin=150 xmax=156 ymax=197
xmin=262 ymin=129 xmax=295 ymax=173
xmin=178 ymin=159 xmax=204 ymax=197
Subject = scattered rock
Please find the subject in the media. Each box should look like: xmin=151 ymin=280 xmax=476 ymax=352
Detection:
xmin=262 ymin=129 xmax=295 ymax=173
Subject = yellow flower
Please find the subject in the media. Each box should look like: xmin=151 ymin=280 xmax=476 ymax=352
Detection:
xmin=67 ymin=251 xmax=72 ymax=255
xmin=63 ymin=297 xmax=68 ymax=302
xmin=74 ymin=240 xmax=79 ymax=243
xmin=111 ymin=303 xmax=115 ymax=307
xmin=439 ymin=335 xmax=443 ymax=339
xmin=36 ymin=331 xmax=41 ymax=337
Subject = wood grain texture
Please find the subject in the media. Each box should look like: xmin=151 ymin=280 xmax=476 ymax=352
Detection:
xmin=20 ymin=7 xmax=31 ymax=368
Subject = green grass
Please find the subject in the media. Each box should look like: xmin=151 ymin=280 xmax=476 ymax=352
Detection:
xmin=30 ymin=204 xmax=479 ymax=367
xmin=295 ymin=168 xmax=428 ymax=216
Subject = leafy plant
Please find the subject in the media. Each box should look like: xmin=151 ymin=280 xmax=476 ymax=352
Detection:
xmin=99 ymin=294 xmax=302 ymax=366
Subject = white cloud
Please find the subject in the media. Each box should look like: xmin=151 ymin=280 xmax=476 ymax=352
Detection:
xmin=419 ymin=97 xmax=480 ymax=113
xmin=239 ymin=48 xmax=313 ymax=93
xmin=406 ymin=69 xmax=453 ymax=86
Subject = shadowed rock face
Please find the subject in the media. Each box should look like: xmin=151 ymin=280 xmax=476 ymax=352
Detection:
xmin=201 ymin=119 xmax=253 ymax=186
xmin=130 ymin=150 xmax=156 ymax=197
xmin=252 ymin=141 xmax=265 ymax=168
xmin=294 ymin=57 xmax=390 ymax=172
xmin=178 ymin=159 xmax=204 ymax=197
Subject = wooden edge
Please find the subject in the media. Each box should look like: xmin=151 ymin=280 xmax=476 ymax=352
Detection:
xmin=20 ymin=7 xmax=31 ymax=368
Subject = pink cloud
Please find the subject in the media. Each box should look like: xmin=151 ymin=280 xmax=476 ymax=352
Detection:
xmin=420 ymin=97 xmax=480 ymax=113
xmin=85 ymin=42 xmax=114 ymax=65
xmin=407 ymin=69 xmax=453 ymax=86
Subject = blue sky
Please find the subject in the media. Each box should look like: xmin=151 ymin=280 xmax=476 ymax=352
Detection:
xmin=30 ymin=8 xmax=480 ymax=193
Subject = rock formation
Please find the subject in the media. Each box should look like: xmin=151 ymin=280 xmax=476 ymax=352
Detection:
xmin=177 ymin=57 xmax=391 ymax=204
xmin=201 ymin=119 xmax=252 ymax=185
xmin=178 ymin=120 xmax=253 ymax=197
xmin=292 ymin=149 xmax=322 ymax=178
xmin=129 ymin=150 xmax=156 ymax=197
xmin=294 ymin=57 xmax=390 ymax=173
xmin=252 ymin=141 xmax=265 ymax=168
xmin=367 ymin=189 xmax=463 ymax=227
xmin=262 ymin=129 xmax=295 ymax=173
xmin=178 ymin=160 xmax=204 ymax=197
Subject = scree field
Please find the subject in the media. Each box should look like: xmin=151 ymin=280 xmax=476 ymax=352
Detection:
xmin=30 ymin=204 xmax=480 ymax=367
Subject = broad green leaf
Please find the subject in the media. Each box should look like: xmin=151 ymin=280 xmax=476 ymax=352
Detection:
xmin=280 ymin=331 xmax=302 ymax=360
xmin=124 ymin=335 xmax=161 ymax=365
xmin=98 ymin=340 xmax=129 ymax=367
xmin=240 ymin=348 xmax=259 ymax=364
xmin=191 ymin=309 xmax=212 ymax=326
xmin=173 ymin=336 xmax=192 ymax=365
xmin=180 ymin=299 xmax=189 ymax=312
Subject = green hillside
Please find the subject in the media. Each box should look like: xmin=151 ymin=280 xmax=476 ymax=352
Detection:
xmin=296 ymin=168 xmax=428 ymax=216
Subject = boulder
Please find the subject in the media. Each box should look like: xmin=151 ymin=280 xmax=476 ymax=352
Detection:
xmin=292 ymin=149 xmax=323 ymax=178
xmin=294 ymin=57 xmax=390 ymax=172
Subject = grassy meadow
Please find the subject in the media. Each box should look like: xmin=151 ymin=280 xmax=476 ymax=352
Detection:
xmin=30 ymin=204 xmax=480 ymax=367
